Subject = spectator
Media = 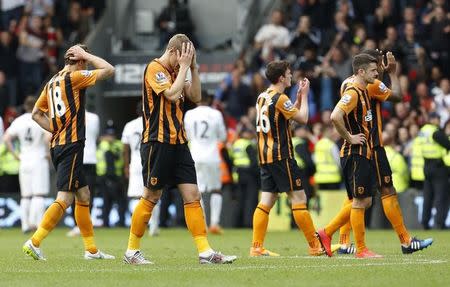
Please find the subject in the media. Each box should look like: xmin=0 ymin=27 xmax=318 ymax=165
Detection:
xmin=252 ymin=9 xmax=290 ymax=68
xmin=1 ymin=0 xmax=26 ymax=31
xmin=218 ymin=67 xmax=252 ymax=122
xmin=0 ymin=30 xmax=18 ymax=107
xmin=156 ymin=0 xmax=198 ymax=50
xmin=16 ymin=15 xmax=45 ymax=102
xmin=24 ymin=0 xmax=54 ymax=17
xmin=423 ymin=5 xmax=449 ymax=75
xmin=60 ymin=0 xmax=82 ymax=46
xmin=432 ymin=78 xmax=450 ymax=127
xmin=289 ymin=15 xmax=321 ymax=57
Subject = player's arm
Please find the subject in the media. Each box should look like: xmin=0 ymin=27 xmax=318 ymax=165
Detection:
xmin=383 ymin=52 xmax=401 ymax=102
xmin=123 ymin=144 xmax=131 ymax=179
xmin=183 ymin=48 xmax=201 ymax=103
xmin=3 ymin=131 xmax=19 ymax=161
xmin=330 ymin=91 xmax=366 ymax=145
xmin=291 ymin=78 xmax=310 ymax=124
xmin=67 ymin=45 xmax=115 ymax=81
xmin=163 ymin=42 xmax=194 ymax=102
xmin=32 ymin=86 xmax=52 ymax=133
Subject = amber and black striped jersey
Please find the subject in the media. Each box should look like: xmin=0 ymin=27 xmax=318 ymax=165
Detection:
xmin=256 ymin=89 xmax=298 ymax=165
xmin=142 ymin=59 xmax=187 ymax=145
xmin=337 ymin=80 xmax=374 ymax=160
xmin=341 ymin=76 xmax=391 ymax=148
xmin=35 ymin=69 xmax=98 ymax=148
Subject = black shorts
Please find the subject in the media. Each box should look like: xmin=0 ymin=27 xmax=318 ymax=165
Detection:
xmin=50 ymin=142 xmax=87 ymax=192
xmin=372 ymin=147 xmax=393 ymax=190
xmin=141 ymin=141 xmax=197 ymax=190
xmin=341 ymin=154 xmax=375 ymax=199
xmin=260 ymin=158 xmax=303 ymax=193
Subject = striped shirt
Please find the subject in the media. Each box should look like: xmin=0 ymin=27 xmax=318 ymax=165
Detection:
xmin=337 ymin=80 xmax=373 ymax=159
xmin=35 ymin=69 xmax=98 ymax=147
xmin=142 ymin=59 xmax=187 ymax=144
xmin=341 ymin=76 xmax=392 ymax=147
xmin=256 ymin=89 xmax=298 ymax=164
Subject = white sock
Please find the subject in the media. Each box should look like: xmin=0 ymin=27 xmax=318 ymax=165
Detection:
xmin=149 ymin=203 xmax=160 ymax=234
xmin=20 ymin=197 xmax=31 ymax=232
xmin=30 ymin=196 xmax=45 ymax=227
xmin=210 ymin=193 xmax=222 ymax=226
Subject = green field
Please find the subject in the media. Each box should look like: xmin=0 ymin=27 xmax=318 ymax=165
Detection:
xmin=1 ymin=228 xmax=448 ymax=287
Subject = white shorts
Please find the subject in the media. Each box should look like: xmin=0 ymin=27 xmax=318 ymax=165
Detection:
xmin=127 ymin=171 xmax=144 ymax=198
xmin=19 ymin=159 xmax=50 ymax=197
xmin=195 ymin=162 xmax=221 ymax=193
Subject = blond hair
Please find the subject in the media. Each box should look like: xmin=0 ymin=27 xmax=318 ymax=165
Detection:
xmin=166 ymin=34 xmax=191 ymax=52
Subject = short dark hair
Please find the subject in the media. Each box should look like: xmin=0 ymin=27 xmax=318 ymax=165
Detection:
xmin=265 ymin=60 xmax=290 ymax=84
xmin=23 ymin=96 xmax=37 ymax=112
xmin=352 ymin=54 xmax=377 ymax=74
xmin=64 ymin=44 xmax=89 ymax=65
xmin=200 ymin=90 xmax=213 ymax=105
xmin=359 ymin=49 xmax=382 ymax=62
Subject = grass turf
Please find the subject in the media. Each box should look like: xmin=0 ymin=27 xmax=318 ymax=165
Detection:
xmin=0 ymin=228 xmax=448 ymax=287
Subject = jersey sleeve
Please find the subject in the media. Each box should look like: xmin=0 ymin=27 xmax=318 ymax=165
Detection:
xmin=336 ymin=89 xmax=358 ymax=115
xmin=367 ymin=79 xmax=391 ymax=102
xmin=5 ymin=119 xmax=19 ymax=137
xmin=35 ymin=86 xmax=49 ymax=113
xmin=71 ymin=69 xmax=99 ymax=90
xmin=275 ymin=94 xmax=298 ymax=119
xmin=147 ymin=62 xmax=171 ymax=96
xmin=121 ymin=123 xmax=131 ymax=144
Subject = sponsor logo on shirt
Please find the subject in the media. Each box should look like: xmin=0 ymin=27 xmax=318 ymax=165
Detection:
xmin=155 ymin=72 xmax=168 ymax=84
xmin=80 ymin=70 xmax=93 ymax=77
xmin=379 ymin=82 xmax=387 ymax=93
xmin=365 ymin=110 xmax=373 ymax=122
xmin=283 ymin=100 xmax=294 ymax=111
xmin=340 ymin=94 xmax=352 ymax=104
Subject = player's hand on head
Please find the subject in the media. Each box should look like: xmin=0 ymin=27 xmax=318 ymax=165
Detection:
xmin=383 ymin=51 xmax=397 ymax=74
xmin=349 ymin=133 xmax=366 ymax=145
xmin=190 ymin=43 xmax=197 ymax=69
xmin=177 ymin=42 xmax=194 ymax=68
xmin=67 ymin=45 xmax=88 ymax=61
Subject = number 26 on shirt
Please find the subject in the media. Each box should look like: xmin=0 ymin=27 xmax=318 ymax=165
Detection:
xmin=256 ymin=104 xmax=270 ymax=133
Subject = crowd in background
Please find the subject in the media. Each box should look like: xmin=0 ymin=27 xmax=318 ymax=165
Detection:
xmin=0 ymin=0 xmax=105 ymax=122
xmin=0 ymin=0 xmax=449 ymax=229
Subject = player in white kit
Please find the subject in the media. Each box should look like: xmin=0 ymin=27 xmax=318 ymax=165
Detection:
xmin=66 ymin=109 xmax=100 ymax=237
xmin=184 ymin=91 xmax=227 ymax=234
xmin=3 ymin=97 xmax=51 ymax=233
xmin=122 ymin=102 xmax=160 ymax=236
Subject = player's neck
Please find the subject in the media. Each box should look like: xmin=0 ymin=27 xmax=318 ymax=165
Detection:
xmin=62 ymin=65 xmax=77 ymax=73
xmin=354 ymin=75 xmax=368 ymax=88
xmin=269 ymin=83 xmax=286 ymax=94
xmin=157 ymin=52 xmax=173 ymax=73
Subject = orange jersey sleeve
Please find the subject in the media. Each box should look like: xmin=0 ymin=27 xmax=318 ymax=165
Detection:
xmin=336 ymin=89 xmax=358 ymax=115
xmin=147 ymin=62 xmax=171 ymax=96
xmin=35 ymin=85 xmax=49 ymax=113
xmin=367 ymin=79 xmax=391 ymax=102
xmin=71 ymin=69 xmax=99 ymax=90
xmin=275 ymin=94 xmax=298 ymax=119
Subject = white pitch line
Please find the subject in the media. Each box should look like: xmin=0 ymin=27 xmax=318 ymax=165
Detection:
xmin=5 ymin=259 xmax=447 ymax=273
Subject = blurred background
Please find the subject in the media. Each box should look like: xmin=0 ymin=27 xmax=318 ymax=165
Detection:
xmin=0 ymin=0 xmax=448 ymax=231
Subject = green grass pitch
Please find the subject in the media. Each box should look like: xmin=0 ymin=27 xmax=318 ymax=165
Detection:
xmin=1 ymin=228 xmax=449 ymax=287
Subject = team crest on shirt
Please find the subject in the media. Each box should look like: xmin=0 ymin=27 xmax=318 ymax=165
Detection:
xmin=357 ymin=186 xmax=365 ymax=194
xmin=384 ymin=176 xmax=391 ymax=183
xmin=379 ymin=82 xmax=387 ymax=93
xmin=150 ymin=177 xmax=158 ymax=186
xmin=283 ymin=100 xmax=294 ymax=111
xmin=340 ymin=94 xmax=352 ymax=104
xmin=155 ymin=72 xmax=168 ymax=84
xmin=80 ymin=70 xmax=92 ymax=77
